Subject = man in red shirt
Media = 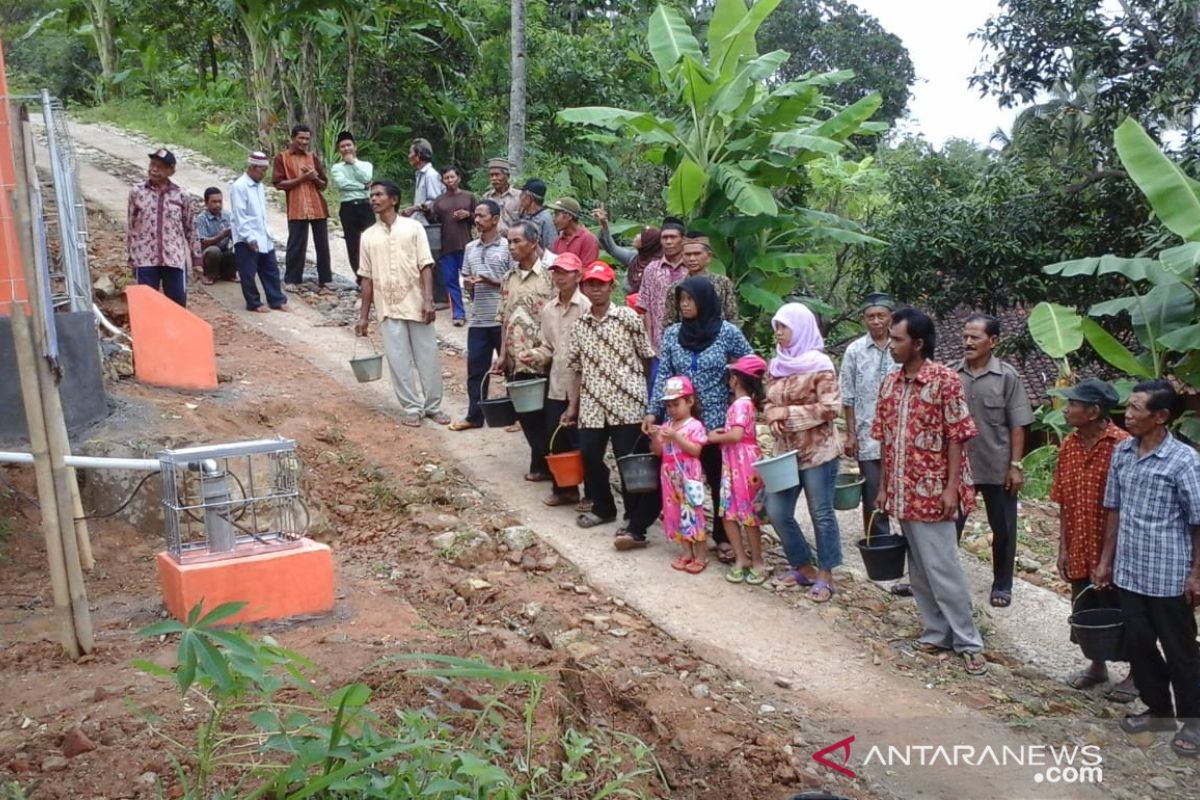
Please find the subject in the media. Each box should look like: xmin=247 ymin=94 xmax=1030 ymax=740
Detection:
xmin=873 ymin=307 xmax=986 ymax=676
xmin=272 ymin=124 xmax=332 ymax=293
xmin=1051 ymin=378 xmax=1135 ymax=701
xmin=548 ymin=198 xmax=599 ymax=264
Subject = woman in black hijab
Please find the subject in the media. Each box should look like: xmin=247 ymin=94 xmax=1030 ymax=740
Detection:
xmin=644 ymin=276 xmax=753 ymax=560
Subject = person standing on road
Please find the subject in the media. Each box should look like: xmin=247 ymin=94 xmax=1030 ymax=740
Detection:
xmin=840 ymin=292 xmax=902 ymax=589
xmin=662 ymin=234 xmax=739 ymax=327
xmin=955 ymin=313 xmax=1034 ymax=608
xmin=329 ymin=131 xmax=374 ymax=285
xmin=451 ymin=200 xmax=510 ymax=432
xmin=482 ymin=157 xmax=522 ymax=233
xmin=401 ymin=138 xmax=445 ymax=223
xmin=647 ymin=277 xmax=752 ymax=564
xmin=1093 ymin=379 xmax=1200 ymax=758
xmin=563 ymin=261 xmax=659 ymax=549
xmin=355 ymin=179 xmax=450 ymax=428
xmin=429 ymin=165 xmax=476 ymax=326
xmin=1050 ymin=378 xmax=1135 ymax=702
xmin=635 ymin=217 xmax=688 ymax=378
xmin=494 ymin=222 xmax=557 ymax=482
xmin=548 ymin=198 xmax=600 ymax=264
xmin=126 ymin=148 xmax=202 ymax=307
xmin=762 ymin=302 xmax=843 ymax=603
xmin=272 ymin=124 xmax=333 ymax=293
xmin=518 ymin=252 xmax=591 ymax=508
xmin=517 ymin=179 xmax=557 ymax=251
xmin=873 ymin=307 xmax=986 ymax=676
xmin=228 ymin=152 xmax=288 ymax=313
xmin=195 ymin=187 xmax=237 ymax=285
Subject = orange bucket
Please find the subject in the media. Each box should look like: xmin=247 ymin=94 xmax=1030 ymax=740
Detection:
xmin=545 ymin=424 xmax=584 ymax=487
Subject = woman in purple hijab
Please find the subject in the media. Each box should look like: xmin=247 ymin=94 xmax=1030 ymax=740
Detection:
xmin=763 ymin=302 xmax=844 ymax=602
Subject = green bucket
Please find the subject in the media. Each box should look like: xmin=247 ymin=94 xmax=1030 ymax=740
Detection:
xmin=834 ymin=473 xmax=865 ymax=510
xmin=507 ymin=377 xmax=547 ymax=413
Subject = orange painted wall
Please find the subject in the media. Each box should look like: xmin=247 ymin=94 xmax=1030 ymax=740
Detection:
xmin=126 ymin=284 xmax=219 ymax=390
xmin=0 ymin=40 xmax=29 ymax=315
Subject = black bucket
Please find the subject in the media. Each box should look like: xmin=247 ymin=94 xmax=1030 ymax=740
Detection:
xmin=479 ymin=374 xmax=518 ymax=428
xmin=1069 ymin=585 xmax=1125 ymax=662
xmin=855 ymin=510 xmax=907 ymax=581
xmin=617 ymin=452 xmax=659 ymax=494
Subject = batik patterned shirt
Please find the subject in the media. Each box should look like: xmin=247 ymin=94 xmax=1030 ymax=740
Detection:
xmin=635 ymin=256 xmax=687 ymax=352
xmin=498 ymin=258 xmax=555 ymax=375
xmin=871 ymin=360 xmax=978 ymax=522
xmin=566 ymin=305 xmax=655 ymax=429
xmin=126 ymin=181 xmax=201 ymax=270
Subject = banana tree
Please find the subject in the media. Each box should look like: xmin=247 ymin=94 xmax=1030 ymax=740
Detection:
xmin=556 ymin=0 xmax=884 ymax=320
xmin=1029 ymin=118 xmax=1200 ymax=440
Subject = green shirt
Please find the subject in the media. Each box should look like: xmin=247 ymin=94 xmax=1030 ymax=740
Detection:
xmin=330 ymin=159 xmax=373 ymax=202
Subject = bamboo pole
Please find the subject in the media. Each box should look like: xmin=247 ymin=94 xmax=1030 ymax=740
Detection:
xmin=70 ymin=468 xmax=94 ymax=571
xmin=9 ymin=102 xmax=93 ymax=654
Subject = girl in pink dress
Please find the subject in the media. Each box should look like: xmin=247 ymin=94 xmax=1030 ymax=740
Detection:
xmin=651 ymin=375 xmax=709 ymax=573
xmin=707 ymin=354 xmax=770 ymax=584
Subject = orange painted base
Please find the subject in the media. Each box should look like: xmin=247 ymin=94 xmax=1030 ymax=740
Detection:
xmin=127 ymin=284 xmax=218 ymax=390
xmin=156 ymin=538 xmax=335 ymax=625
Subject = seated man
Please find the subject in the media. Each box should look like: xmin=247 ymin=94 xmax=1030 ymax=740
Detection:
xmin=195 ymin=187 xmax=238 ymax=284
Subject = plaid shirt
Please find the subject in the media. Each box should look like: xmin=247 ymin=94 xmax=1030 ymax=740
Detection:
xmin=1104 ymin=432 xmax=1200 ymax=597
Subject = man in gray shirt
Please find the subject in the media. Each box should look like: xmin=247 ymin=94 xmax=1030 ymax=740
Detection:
xmin=956 ymin=313 xmax=1034 ymax=608
xmin=517 ymin=178 xmax=557 ymax=251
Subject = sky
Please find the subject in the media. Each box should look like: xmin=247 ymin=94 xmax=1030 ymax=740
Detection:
xmin=852 ymin=0 xmax=1024 ymax=146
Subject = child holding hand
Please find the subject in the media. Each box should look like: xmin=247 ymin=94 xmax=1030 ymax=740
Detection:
xmin=651 ymin=376 xmax=709 ymax=573
xmin=707 ymin=355 xmax=770 ymax=584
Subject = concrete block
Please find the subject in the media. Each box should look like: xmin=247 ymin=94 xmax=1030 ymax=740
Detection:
xmin=127 ymin=285 xmax=217 ymax=390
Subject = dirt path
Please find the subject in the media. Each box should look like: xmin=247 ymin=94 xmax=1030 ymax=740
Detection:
xmin=39 ymin=117 xmax=1199 ymax=799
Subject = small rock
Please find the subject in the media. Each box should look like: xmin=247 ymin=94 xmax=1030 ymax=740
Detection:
xmin=758 ymin=704 xmax=776 ymax=715
xmin=988 ymin=663 xmax=1012 ymax=680
xmin=333 ymin=504 xmax=356 ymax=517
xmin=582 ymin=613 xmax=611 ymax=627
xmin=552 ymin=629 xmax=584 ymax=650
xmin=691 ymin=683 xmax=711 ymax=699
xmin=92 ymin=686 xmax=110 ymax=702
xmin=449 ymin=530 xmax=497 ymax=569
xmin=1014 ymin=665 xmax=1042 ymax=680
xmin=7 ymin=758 xmax=32 ymax=774
xmin=696 ymin=664 xmax=720 ymax=682
xmin=565 ymin=641 xmax=602 ymax=660
xmin=138 ymin=771 xmax=159 ymax=786
xmin=322 ymin=633 xmax=352 ymax=644
xmin=62 ymin=726 xmax=98 ymax=758
xmin=521 ymin=602 xmax=543 ymax=621
xmin=1147 ymin=777 xmax=1175 ymax=792
xmin=611 ymin=611 xmax=647 ymax=630
xmin=93 ymin=274 xmax=117 ymax=298
xmin=453 ymin=578 xmax=494 ymax=600
xmin=499 ymin=525 xmax=537 ymax=552
xmin=519 ymin=553 xmax=539 ymax=571
xmin=41 ymin=756 xmax=69 ymax=772
xmin=774 ymin=676 xmax=794 ymax=689
xmin=573 ymin=585 xmax=591 ymax=595
xmin=411 ymin=506 xmax=461 ymax=531
xmin=430 ymin=531 xmax=457 ymax=550
xmin=1016 ymin=556 xmax=1041 ymax=573
xmin=537 ymin=554 xmax=560 ymax=571
xmin=608 ymin=628 xmax=629 ymax=638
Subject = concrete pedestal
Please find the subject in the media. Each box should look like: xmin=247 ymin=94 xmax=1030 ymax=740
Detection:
xmin=156 ymin=537 xmax=335 ymax=625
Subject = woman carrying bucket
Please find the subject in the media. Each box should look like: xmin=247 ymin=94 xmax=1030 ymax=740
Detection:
xmin=645 ymin=277 xmax=752 ymax=563
xmin=763 ymin=303 xmax=844 ymax=602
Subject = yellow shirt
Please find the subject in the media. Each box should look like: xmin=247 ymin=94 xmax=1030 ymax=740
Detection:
xmin=359 ymin=216 xmax=434 ymax=322
xmin=524 ymin=290 xmax=590 ymax=400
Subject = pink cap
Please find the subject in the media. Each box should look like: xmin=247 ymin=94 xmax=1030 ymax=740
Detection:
xmin=662 ymin=375 xmax=695 ymax=401
xmin=551 ymin=253 xmax=583 ymax=272
xmin=581 ymin=261 xmax=615 ymax=283
xmin=726 ymin=354 xmax=768 ymax=378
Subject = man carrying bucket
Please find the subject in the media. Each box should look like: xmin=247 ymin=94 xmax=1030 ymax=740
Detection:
xmin=517 ymin=252 xmax=591 ymax=509
xmin=872 ymin=307 xmax=987 ymax=677
xmin=494 ymin=222 xmax=557 ymax=481
xmin=1093 ymin=380 xmax=1200 ymax=758
xmin=562 ymin=261 xmax=659 ymax=547
xmin=1050 ymin=378 xmax=1134 ymax=702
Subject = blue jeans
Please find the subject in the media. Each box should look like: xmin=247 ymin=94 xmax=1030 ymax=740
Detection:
xmin=438 ymin=251 xmax=465 ymax=320
xmin=135 ymin=266 xmax=187 ymax=307
xmin=764 ymin=457 xmax=842 ymax=571
xmin=234 ymin=243 xmax=287 ymax=310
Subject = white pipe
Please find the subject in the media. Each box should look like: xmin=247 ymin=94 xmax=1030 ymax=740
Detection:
xmin=94 ymin=305 xmax=131 ymax=343
xmin=0 ymin=451 xmax=159 ymax=471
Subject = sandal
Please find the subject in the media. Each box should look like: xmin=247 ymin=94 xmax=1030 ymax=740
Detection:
xmin=744 ymin=567 xmax=768 ymax=585
xmin=448 ymin=420 xmax=480 ymax=431
xmin=1171 ymin=725 xmax=1200 ymax=758
xmin=452 ymin=319 xmax=465 ymax=327
xmin=913 ymin=641 xmax=950 ymax=654
xmin=524 ymin=472 xmax=551 ymax=482
xmin=1119 ymin=711 xmax=1177 ymax=735
xmin=401 ymin=414 xmax=422 ymax=428
xmin=542 ymin=493 xmax=580 ymax=507
xmin=889 ymin=583 xmax=913 ymax=597
xmin=505 ymin=423 xmax=521 ymax=433
xmin=684 ymin=559 xmax=708 ymax=574
xmin=1065 ymin=670 xmax=1108 ymax=690
xmin=613 ymin=533 xmax=648 ymax=551
xmin=990 ymin=589 xmax=1012 ymax=608
xmin=427 ymin=412 xmax=452 ymax=425
xmin=200 ymin=277 xmax=216 ymax=285
xmin=961 ymin=651 xmax=987 ymax=676
xmin=1104 ymin=684 xmax=1139 ymax=704
xmin=807 ymin=580 xmax=834 ymax=603
xmin=671 ymin=556 xmax=693 ymax=572
xmin=725 ymin=566 xmax=747 ymax=584
xmin=576 ymin=512 xmax=616 ymax=529
xmin=773 ymin=569 xmax=815 ymax=589
xmin=576 ymin=499 xmax=594 ymax=513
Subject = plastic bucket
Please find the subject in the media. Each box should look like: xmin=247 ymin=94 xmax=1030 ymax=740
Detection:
xmin=545 ymin=425 xmax=584 ymax=487
xmin=507 ymin=377 xmax=547 ymax=413
xmin=617 ymin=452 xmax=659 ymax=494
xmin=752 ymin=450 xmax=800 ymax=493
xmin=479 ymin=374 xmax=518 ymax=428
xmin=349 ymin=339 xmax=383 ymax=383
xmin=856 ymin=535 xmax=907 ymax=581
xmin=834 ymin=472 xmax=865 ymax=510
xmin=1069 ymin=585 xmax=1125 ymax=662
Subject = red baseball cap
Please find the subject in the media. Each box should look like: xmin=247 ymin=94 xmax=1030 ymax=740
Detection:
xmin=662 ymin=375 xmax=695 ymax=401
xmin=551 ymin=253 xmax=583 ymax=272
xmin=580 ymin=261 xmax=615 ymax=283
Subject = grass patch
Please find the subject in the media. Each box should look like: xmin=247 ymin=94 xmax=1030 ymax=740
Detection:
xmin=75 ymin=99 xmax=248 ymax=175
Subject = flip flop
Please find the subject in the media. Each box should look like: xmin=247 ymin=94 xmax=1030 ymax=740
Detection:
xmin=401 ymin=414 xmax=422 ymax=428
xmin=725 ymin=566 xmax=747 ymax=583
xmin=542 ymin=493 xmax=580 ymax=507
xmin=1104 ymin=685 xmax=1139 ymax=703
xmin=576 ymin=499 xmax=594 ymax=513
xmin=807 ymin=580 xmax=834 ymax=603
xmin=913 ymin=641 xmax=951 ymax=654
xmin=671 ymin=556 xmax=693 ymax=571
xmin=961 ymin=651 xmax=988 ymax=676
xmin=576 ymin=512 xmax=616 ymax=529
xmin=1171 ymin=725 xmax=1200 ymax=759
xmin=613 ymin=533 xmax=648 ymax=551
xmin=684 ymin=559 xmax=708 ymax=574
xmin=505 ymin=423 xmax=521 ymax=433
xmin=1065 ymin=670 xmax=1108 ymax=690
xmin=990 ymin=590 xmax=1012 ymax=608
xmin=773 ymin=569 xmax=815 ymax=589
xmin=524 ymin=472 xmax=551 ymax=482
xmin=744 ymin=567 xmax=768 ymax=585
xmin=1119 ymin=711 xmax=1177 ymax=735
xmin=890 ymin=583 xmax=913 ymax=597
xmin=448 ymin=420 xmax=480 ymax=431
xmin=427 ymin=412 xmax=452 ymax=425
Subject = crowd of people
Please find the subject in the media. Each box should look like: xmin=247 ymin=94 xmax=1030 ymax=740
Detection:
xmin=125 ymin=135 xmax=1200 ymax=759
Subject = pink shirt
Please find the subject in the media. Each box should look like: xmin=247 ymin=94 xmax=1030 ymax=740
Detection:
xmin=126 ymin=181 xmax=201 ymax=270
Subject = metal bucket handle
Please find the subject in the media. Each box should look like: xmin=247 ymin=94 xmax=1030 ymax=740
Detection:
xmin=481 ymin=371 xmax=494 ymax=400
xmin=548 ymin=423 xmax=568 ymax=452
xmin=1071 ymin=582 xmax=1102 ymax=614
xmin=352 ymin=335 xmax=378 ymax=360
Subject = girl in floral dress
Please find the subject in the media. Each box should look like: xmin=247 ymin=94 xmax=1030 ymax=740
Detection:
xmin=652 ymin=375 xmax=709 ymax=573
xmin=707 ymin=355 xmax=770 ymax=585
